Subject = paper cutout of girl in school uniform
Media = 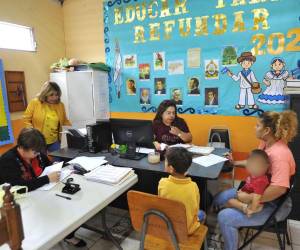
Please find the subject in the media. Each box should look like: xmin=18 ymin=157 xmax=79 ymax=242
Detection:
xmin=225 ymin=52 xmax=259 ymax=110
xmin=258 ymin=57 xmax=291 ymax=104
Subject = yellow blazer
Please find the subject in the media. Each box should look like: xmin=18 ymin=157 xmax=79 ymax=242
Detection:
xmin=23 ymin=98 xmax=71 ymax=139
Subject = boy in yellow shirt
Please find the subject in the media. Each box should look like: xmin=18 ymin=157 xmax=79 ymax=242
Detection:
xmin=158 ymin=147 xmax=204 ymax=235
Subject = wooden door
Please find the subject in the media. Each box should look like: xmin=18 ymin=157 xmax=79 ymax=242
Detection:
xmin=4 ymin=71 xmax=27 ymax=112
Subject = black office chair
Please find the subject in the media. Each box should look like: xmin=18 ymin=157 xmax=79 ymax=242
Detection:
xmin=208 ymin=127 xmax=235 ymax=186
xmin=238 ymin=177 xmax=294 ymax=250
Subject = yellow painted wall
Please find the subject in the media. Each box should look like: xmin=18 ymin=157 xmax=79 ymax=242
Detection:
xmin=0 ymin=0 xmax=65 ymax=153
xmin=63 ymin=0 xmax=105 ymax=63
xmin=0 ymin=0 xmax=259 ymax=157
xmin=0 ymin=0 xmax=65 ymax=120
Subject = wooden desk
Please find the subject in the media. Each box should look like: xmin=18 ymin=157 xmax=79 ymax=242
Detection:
xmin=50 ymin=148 xmax=229 ymax=211
xmin=0 ymin=173 xmax=138 ymax=250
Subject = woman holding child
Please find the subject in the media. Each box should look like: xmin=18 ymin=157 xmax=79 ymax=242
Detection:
xmin=215 ymin=110 xmax=297 ymax=250
xmin=153 ymin=100 xmax=192 ymax=151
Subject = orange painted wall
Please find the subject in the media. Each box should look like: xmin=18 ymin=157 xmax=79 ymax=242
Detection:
xmin=0 ymin=113 xmax=259 ymax=155
xmin=110 ymin=112 xmax=259 ymax=153
xmin=1 ymin=113 xmax=254 ymax=179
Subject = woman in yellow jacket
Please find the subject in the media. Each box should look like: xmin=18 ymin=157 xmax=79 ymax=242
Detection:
xmin=23 ymin=81 xmax=71 ymax=152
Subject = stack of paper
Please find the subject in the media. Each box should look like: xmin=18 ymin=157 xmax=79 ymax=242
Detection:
xmin=68 ymin=156 xmax=107 ymax=171
xmin=188 ymin=146 xmax=214 ymax=155
xmin=84 ymin=165 xmax=134 ymax=185
xmin=169 ymin=144 xmax=191 ymax=149
xmin=284 ymin=79 xmax=300 ymax=94
xmin=192 ymin=154 xmax=228 ymax=167
xmin=136 ymin=147 xmax=155 ymax=154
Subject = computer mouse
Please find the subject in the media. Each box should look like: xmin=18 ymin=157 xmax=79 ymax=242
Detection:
xmin=72 ymin=163 xmax=88 ymax=175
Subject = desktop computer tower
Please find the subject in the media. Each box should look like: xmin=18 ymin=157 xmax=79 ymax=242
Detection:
xmin=86 ymin=121 xmax=112 ymax=153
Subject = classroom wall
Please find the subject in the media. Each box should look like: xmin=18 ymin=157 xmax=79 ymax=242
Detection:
xmin=0 ymin=0 xmax=65 ymax=120
xmin=0 ymin=0 xmax=65 ymax=153
xmin=61 ymin=0 xmax=259 ymax=154
xmin=110 ymin=113 xmax=259 ymax=153
xmin=0 ymin=0 xmax=259 ymax=156
xmin=63 ymin=0 xmax=105 ymax=63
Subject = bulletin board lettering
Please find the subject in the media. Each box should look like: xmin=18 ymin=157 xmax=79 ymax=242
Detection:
xmin=104 ymin=0 xmax=300 ymax=116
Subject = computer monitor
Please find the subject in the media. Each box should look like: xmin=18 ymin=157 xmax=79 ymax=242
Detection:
xmin=110 ymin=118 xmax=154 ymax=160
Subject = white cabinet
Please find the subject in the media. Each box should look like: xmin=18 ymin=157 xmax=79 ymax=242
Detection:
xmin=50 ymin=70 xmax=109 ymax=128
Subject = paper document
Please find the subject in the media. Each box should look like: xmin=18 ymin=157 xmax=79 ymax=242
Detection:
xmin=136 ymin=147 xmax=155 ymax=154
xmin=169 ymin=144 xmax=191 ymax=149
xmin=38 ymin=168 xmax=72 ymax=191
xmin=77 ymin=128 xmax=87 ymax=136
xmin=40 ymin=162 xmax=64 ymax=177
xmin=160 ymin=143 xmax=167 ymax=151
xmin=192 ymin=154 xmax=228 ymax=167
xmin=84 ymin=165 xmax=133 ymax=185
xmin=188 ymin=146 xmax=214 ymax=155
xmin=68 ymin=156 xmax=107 ymax=171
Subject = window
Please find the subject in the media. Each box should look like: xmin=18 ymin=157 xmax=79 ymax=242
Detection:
xmin=0 ymin=21 xmax=36 ymax=51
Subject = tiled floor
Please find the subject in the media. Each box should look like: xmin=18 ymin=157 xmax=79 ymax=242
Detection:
xmin=50 ymin=205 xmax=300 ymax=250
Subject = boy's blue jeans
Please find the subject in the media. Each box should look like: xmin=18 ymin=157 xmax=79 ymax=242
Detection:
xmin=214 ymin=188 xmax=276 ymax=250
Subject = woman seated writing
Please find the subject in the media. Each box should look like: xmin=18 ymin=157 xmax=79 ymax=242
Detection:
xmin=0 ymin=128 xmax=60 ymax=191
xmin=0 ymin=128 xmax=86 ymax=247
xmin=153 ymin=100 xmax=192 ymax=151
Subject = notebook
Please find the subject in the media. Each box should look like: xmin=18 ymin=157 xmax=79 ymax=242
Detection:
xmin=188 ymin=146 xmax=214 ymax=155
xmin=84 ymin=165 xmax=134 ymax=185
xmin=68 ymin=156 xmax=107 ymax=171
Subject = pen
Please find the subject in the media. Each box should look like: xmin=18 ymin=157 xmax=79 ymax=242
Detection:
xmin=55 ymin=194 xmax=72 ymax=200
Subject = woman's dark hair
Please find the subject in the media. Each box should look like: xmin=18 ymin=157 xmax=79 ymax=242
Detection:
xmin=165 ymin=147 xmax=192 ymax=174
xmin=17 ymin=128 xmax=46 ymax=152
xmin=154 ymin=100 xmax=177 ymax=122
xmin=259 ymin=110 xmax=298 ymax=142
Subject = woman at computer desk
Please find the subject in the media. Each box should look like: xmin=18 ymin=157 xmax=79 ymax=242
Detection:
xmin=23 ymin=81 xmax=71 ymax=153
xmin=0 ymin=128 xmax=87 ymax=247
xmin=153 ymin=100 xmax=192 ymax=151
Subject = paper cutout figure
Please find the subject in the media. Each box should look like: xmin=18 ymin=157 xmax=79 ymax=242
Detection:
xmin=258 ymin=57 xmax=291 ymax=104
xmin=113 ymin=39 xmax=122 ymax=98
xmin=225 ymin=52 xmax=260 ymax=110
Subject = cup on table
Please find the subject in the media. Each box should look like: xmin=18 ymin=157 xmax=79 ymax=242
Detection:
xmin=148 ymin=152 xmax=160 ymax=164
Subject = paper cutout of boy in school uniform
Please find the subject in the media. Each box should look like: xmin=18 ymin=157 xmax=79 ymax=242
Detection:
xmin=225 ymin=52 xmax=259 ymax=110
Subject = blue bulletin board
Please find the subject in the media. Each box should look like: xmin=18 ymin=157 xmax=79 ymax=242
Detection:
xmin=0 ymin=59 xmax=14 ymax=145
xmin=104 ymin=0 xmax=300 ymax=116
